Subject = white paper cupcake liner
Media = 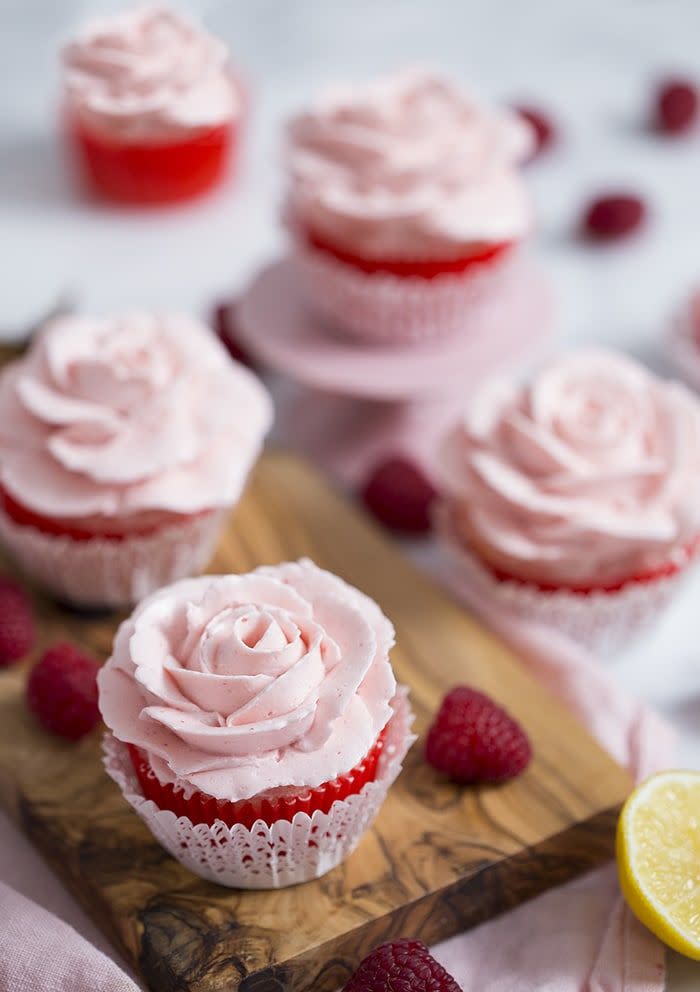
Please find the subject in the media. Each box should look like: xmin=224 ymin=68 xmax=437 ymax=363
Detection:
xmin=293 ymin=241 xmax=528 ymax=343
xmin=102 ymin=687 xmax=415 ymax=889
xmin=436 ymin=507 xmax=695 ymax=656
xmin=0 ymin=507 xmax=227 ymax=608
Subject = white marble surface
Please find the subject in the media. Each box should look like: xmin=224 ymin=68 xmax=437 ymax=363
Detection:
xmin=2 ymin=1 xmax=700 ymax=987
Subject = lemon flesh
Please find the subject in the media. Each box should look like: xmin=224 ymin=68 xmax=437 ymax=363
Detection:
xmin=617 ymin=770 xmax=700 ymax=960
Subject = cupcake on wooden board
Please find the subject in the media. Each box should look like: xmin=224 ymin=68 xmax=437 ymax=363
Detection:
xmin=99 ymin=560 xmax=414 ymax=888
xmin=285 ymin=67 xmax=535 ymax=342
xmin=62 ymin=5 xmax=242 ymax=204
xmin=435 ymin=349 xmax=700 ymax=652
xmin=0 ymin=312 xmax=272 ymax=607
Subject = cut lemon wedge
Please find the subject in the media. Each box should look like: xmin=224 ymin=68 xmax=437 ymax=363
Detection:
xmin=617 ymin=770 xmax=700 ymax=959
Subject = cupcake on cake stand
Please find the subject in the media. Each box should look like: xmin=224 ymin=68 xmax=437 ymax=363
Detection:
xmin=231 ymin=68 xmax=554 ymax=485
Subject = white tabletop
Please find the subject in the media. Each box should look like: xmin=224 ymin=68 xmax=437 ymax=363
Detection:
xmin=2 ymin=1 xmax=700 ymax=987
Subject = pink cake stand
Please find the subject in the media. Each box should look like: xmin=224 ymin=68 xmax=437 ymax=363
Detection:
xmin=235 ymin=256 xmax=554 ymax=485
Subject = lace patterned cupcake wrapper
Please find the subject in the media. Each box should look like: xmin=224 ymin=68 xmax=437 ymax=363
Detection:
xmin=436 ymin=506 xmax=696 ymax=656
xmin=0 ymin=506 xmax=227 ymax=608
xmin=293 ymin=241 xmax=533 ymax=344
xmin=102 ymin=687 xmax=415 ymax=890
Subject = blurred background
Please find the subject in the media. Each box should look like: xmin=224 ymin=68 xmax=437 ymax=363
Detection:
xmin=2 ymin=0 xmax=700 ymax=354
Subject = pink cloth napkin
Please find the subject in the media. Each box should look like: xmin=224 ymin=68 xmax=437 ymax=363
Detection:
xmin=0 ymin=583 xmax=672 ymax=992
xmin=0 ymin=881 xmax=138 ymax=992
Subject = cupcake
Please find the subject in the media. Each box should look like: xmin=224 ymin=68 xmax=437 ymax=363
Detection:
xmin=99 ymin=560 xmax=414 ymax=888
xmin=62 ymin=5 xmax=242 ymax=204
xmin=435 ymin=349 xmax=700 ymax=653
xmin=285 ymin=67 xmax=534 ymax=342
xmin=0 ymin=311 xmax=272 ymax=607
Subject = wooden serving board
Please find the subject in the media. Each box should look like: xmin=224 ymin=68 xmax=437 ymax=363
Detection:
xmin=0 ymin=451 xmax=631 ymax=992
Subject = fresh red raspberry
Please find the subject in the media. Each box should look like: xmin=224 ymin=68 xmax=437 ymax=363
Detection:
xmin=361 ymin=457 xmax=437 ymax=535
xmin=211 ymin=302 xmax=255 ymax=369
xmin=654 ymin=78 xmax=698 ymax=135
xmin=0 ymin=577 xmax=34 ymax=667
xmin=581 ymin=193 xmax=647 ymax=241
xmin=426 ymin=687 xmax=531 ymax=784
xmin=27 ymin=643 xmax=100 ymax=741
xmin=343 ymin=939 xmax=461 ymax=992
xmin=512 ymin=104 xmax=556 ymax=159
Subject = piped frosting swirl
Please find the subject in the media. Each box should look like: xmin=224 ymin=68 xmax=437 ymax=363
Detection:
xmin=98 ymin=560 xmax=397 ymax=801
xmin=63 ymin=5 xmax=239 ymax=140
xmin=0 ymin=311 xmax=272 ymax=525
xmin=437 ymin=349 xmax=700 ymax=586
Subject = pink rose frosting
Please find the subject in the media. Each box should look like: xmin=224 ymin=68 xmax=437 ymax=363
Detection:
xmin=437 ymin=349 xmax=700 ymax=586
xmin=63 ymin=5 xmax=240 ymax=141
xmin=98 ymin=560 xmax=397 ymax=801
xmin=0 ymin=311 xmax=272 ymax=524
xmin=286 ymin=67 xmax=534 ymax=261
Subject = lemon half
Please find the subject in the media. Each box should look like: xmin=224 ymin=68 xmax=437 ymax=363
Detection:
xmin=617 ymin=770 xmax=700 ymax=959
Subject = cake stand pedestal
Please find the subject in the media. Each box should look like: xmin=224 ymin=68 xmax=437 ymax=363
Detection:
xmin=235 ymin=256 xmax=554 ymax=486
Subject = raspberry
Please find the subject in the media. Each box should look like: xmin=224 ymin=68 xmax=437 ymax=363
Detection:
xmin=361 ymin=457 xmax=437 ymax=535
xmin=654 ymin=78 xmax=698 ymax=135
xmin=212 ymin=302 xmax=255 ymax=369
xmin=512 ymin=104 xmax=556 ymax=159
xmin=343 ymin=939 xmax=461 ymax=992
xmin=0 ymin=577 xmax=34 ymax=666
xmin=27 ymin=643 xmax=100 ymax=741
xmin=581 ymin=193 xmax=647 ymax=241
xmin=426 ymin=687 xmax=531 ymax=784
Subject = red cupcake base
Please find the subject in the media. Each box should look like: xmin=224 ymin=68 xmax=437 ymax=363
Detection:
xmin=68 ymin=117 xmax=235 ymax=205
xmin=304 ymin=228 xmax=513 ymax=279
xmin=128 ymin=730 xmax=387 ymax=830
xmin=0 ymin=499 xmax=226 ymax=608
xmin=479 ymin=534 xmax=700 ymax=595
xmin=437 ymin=504 xmax=700 ymax=655
xmin=0 ymin=487 xmax=194 ymax=543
